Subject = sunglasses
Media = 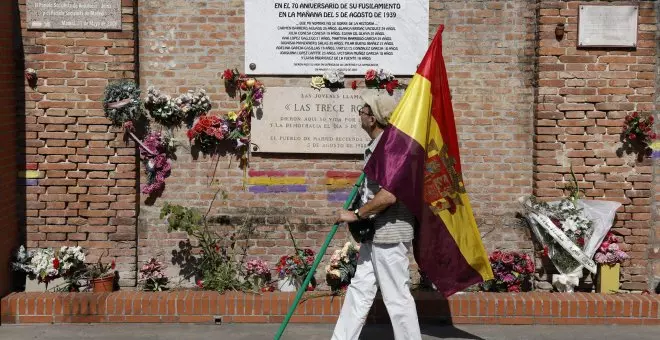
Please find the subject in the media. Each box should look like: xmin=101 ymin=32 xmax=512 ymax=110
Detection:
xmin=357 ymin=105 xmax=372 ymax=116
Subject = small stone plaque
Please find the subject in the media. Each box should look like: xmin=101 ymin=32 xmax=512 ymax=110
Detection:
xmin=578 ymin=5 xmax=638 ymax=48
xmin=252 ymin=87 xmax=401 ymax=154
xmin=27 ymin=0 xmax=122 ymax=31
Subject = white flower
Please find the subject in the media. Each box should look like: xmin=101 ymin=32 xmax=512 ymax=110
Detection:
xmin=562 ymin=217 xmax=579 ymax=233
xmin=378 ymin=69 xmax=394 ymax=81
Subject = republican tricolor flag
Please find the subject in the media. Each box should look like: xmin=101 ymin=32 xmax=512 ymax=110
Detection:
xmin=364 ymin=26 xmax=494 ymax=297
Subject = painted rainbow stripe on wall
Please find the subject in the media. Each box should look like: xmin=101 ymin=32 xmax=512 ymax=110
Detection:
xmin=324 ymin=171 xmax=361 ymax=202
xmin=652 ymin=141 xmax=660 ymax=159
xmin=18 ymin=164 xmax=42 ymax=186
xmin=247 ymin=169 xmax=362 ymax=202
xmin=247 ymin=170 xmax=307 ymax=193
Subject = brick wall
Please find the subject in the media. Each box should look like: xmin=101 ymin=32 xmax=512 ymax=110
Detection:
xmin=653 ymin=1 xmax=660 ymax=293
xmin=137 ymin=0 xmax=536 ymax=286
xmin=18 ymin=0 xmax=138 ymax=287
xmin=0 ymin=1 xmax=18 ymax=297
xmin=15 ymin=0 xmax=658 ymax=292
xmin=536 ymin=0 xmax=658 ymax=291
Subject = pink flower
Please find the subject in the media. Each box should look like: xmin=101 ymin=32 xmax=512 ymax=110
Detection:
xmin=501 ymin=253 xmax=514 ymax=264
xmin=489 ymin=250 xmax=502 ymax=262
xmin=599 ymin=241 xmax=610 ymax=253
xmin=111 ymin=259 xmax=116 ymax=270
xmin=508 ymin=284 xmax=521 ymax=293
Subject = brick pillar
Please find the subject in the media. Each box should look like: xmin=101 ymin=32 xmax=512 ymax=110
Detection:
xmin=18 ymin=0 xmax=139 ymax=287
xmin=536 ymin=1 xmax=657 ymax=291
xmin=0 ymin=1 xmax=18 ymax=297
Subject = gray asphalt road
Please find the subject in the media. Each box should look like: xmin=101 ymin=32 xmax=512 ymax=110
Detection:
xmin=1 ymin=324 xmax=659 ymax=340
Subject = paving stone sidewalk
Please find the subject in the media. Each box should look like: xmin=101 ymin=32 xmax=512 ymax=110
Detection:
xmin=1 ymin=323 xmax=660 ymax=340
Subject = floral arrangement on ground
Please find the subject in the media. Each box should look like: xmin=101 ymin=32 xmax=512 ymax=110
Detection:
xmin=481 ymin=250 xmax=535 ymax=292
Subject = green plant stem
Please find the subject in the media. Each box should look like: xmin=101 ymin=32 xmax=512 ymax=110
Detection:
xmin=274 ymin=173 xmax=365 ymax=340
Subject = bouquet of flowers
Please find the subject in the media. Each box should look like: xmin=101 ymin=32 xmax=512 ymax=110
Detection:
xmin=623 ymin=112 xmax=656 ymax=156
xmin=144 ymin=86 xmax=185 ymax=127
xmin=325 ymin=242 xmax=359 ymax=293
xmin=521 ymin=194 xmax=621 ymax=292
xmin=140 ymin=131 xmax=172 ymax=195
xmin=275 ymin=248 xmax=315 ymax=284
xmin=481 ymin=250 xmax=535 ymax=292
xmin=13 ymin=246 xmax=86 ymax=289
xmin=244 ymin=259 xmax=271 ymax=290
xmin=175 ymin=88 xmax=212 ymax=120
xmin=311 ymin=70 xmax=345 ymax=89
xmin=594 ymin=232 xmax=629 ymax=265
xmin=362 ymin=68 xmax=402 ymax=94
xmin=186 ymin=115 xmax=229 ymax=154
xmin=139 ymin=257 xmax=169 ymax=291
xmin=222 ymin=69 xmax=265 ymax=153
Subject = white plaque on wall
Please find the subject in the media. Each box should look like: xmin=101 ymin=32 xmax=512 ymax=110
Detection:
xmin=578 ymin=5 xmax=638 ymax=48
xmin=26 ymin=0 xmax=122 ymax=31
xmin=252 ymin=87 xmax=401 ymax=154
xmin=245 ymin=0 xmax=429 ymax=75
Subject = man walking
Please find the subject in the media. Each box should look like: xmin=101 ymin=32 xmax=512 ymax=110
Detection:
xmin=332 ymin=91 xmax=422 ymax=340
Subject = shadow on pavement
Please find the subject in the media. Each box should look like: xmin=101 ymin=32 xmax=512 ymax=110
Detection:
xmin=359 ymin=324 xmax=484 ymax=340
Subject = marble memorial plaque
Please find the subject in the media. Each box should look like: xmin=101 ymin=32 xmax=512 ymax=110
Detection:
xmin=245 ymin=0 xmax=429 ymax=75
xmin=578 ymin=5 xmax=638 ymax=48
xmin=252 ymin=87 xmax=401 ymax=154
xmin=27 ymin=0 xmax=122 ymax=31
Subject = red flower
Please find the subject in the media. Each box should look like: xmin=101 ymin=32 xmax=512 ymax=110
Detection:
xmin=196 ymin=280 xmax=204 ymax=288
xmin=222 ymin=69 xmax=233 ymax=80
xmin=365 ymin=69 xmax=377 ymax=81
xmin=577 ymin=237 xmax=585 ymax=246
xmin=186 ymin=129 xmax=195 ymax=140
xmin=543 ymin=246 xmax=549 ymax=257
xmin=501 ymin=253 xmax=514 ymax=264
xmin=306 ymin=284 xmax=315 ymax=291
xmin=648 ymin=116 xmax=654 ymax=124
xmin=53 ymin=258 xmax=60 ymax=269
xmin=489 ymin=250 xmax=502 ymax=261
xmin=651 ymin=133 xmax=657 ymax=140
xmin=111 ymin=259 xmax=116 ymax=270
xmin=507 ymin=284 xmax=521 ymax=293
xmin=632 ymin=112 xmax=638 ymax=118
xmin=351 ymin=80 xmax=357 ymax=90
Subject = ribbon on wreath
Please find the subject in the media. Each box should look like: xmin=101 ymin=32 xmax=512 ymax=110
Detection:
xmin=528 ymin=212 xmax=597 ymax=274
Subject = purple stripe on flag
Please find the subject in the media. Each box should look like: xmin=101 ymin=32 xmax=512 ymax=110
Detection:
xmin=364 ymin=125 xmax=481 ymax=297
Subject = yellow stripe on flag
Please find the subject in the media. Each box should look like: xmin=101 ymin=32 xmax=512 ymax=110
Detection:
xmin=388 ymin=74 xmax=432 ymax=148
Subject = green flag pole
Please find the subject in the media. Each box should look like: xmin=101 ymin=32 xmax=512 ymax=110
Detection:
xmin=274 ymin=172 xmax=366 ymax=340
